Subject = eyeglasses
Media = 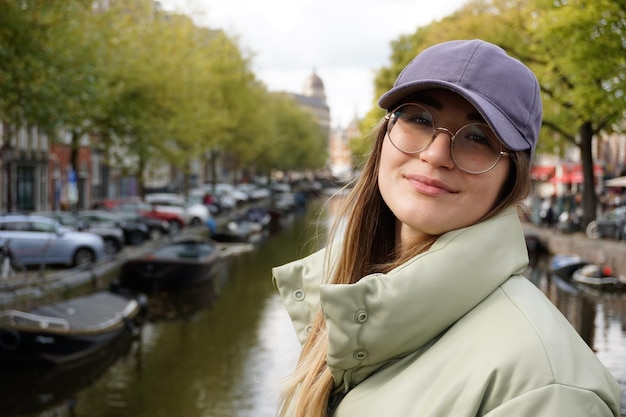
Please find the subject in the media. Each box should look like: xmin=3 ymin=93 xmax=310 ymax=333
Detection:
xmin=385 ymin=103 xmax=511 ymax=174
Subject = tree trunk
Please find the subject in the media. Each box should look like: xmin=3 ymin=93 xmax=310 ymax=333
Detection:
xmin=137 ymin=155 xmax=146 ymax=199
xmin=578 ymin=121 xmax=597 ymax=227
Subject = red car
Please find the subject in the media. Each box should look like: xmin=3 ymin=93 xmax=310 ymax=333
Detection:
xmin=105 ymin=200 xmax=186 ymax=234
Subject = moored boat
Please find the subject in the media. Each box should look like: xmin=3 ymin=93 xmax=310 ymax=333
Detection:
xmin=0 ymin=291 xmax=142 ymax=366
xmin=119 ymin=237 xmax=221 ymax=293
xmin=572 ymin=264 xmax=624 ymax=290
xmin=549 ymin=253 xmax=590 ymax=280
xmin=241 ymin=207 xmax=272 ymax=229
xmin=211 ymin=222 xmax=255 ymax=243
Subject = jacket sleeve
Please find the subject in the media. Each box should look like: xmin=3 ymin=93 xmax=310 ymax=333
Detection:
xmin=483 ymin=384 xmax=619 ymax=417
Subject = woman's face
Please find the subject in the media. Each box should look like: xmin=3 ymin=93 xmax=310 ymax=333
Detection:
xmin=378 ymin=89 xmax=511 ymax=245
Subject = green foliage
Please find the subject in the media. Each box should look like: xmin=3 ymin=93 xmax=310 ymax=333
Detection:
xmin=532 ymin=0 xmax=626 ymax=137
xmin=0 ymin=0 xmax=328 ymax=191
xmin=267 ymin=93 xmax=328 ymax=171
xmin=0 ymin=0 xmax=92 ymax=128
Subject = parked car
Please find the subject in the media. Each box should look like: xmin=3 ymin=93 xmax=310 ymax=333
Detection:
xmin=112 ymin=210 xmax=171 ymax=240
xmin=0 ymin=214 xmax=104 ymax=267
xmin=195 ymin=183 xmax=246 ymax=211
xmin=586 ymin=206 xmax=626 ymax=240
xmin=110 ymin=201 xmax=186 ymax=234
xmin=76 ymin=210 xmax=150 ymax=245
xmin=236 ymin=183 xmax=271 ymax=201
xmin=145 ymin=193 xmax=211 ymax=226
xmin=32 ymin=211 xmax=125 ymax=255
xmin=190 ymin=186 xmax=236 ymax=213
xmin=215 ymin=183 xmax=249 ymax=206
xmin=188 ymin=190 xmax=221 ymax=215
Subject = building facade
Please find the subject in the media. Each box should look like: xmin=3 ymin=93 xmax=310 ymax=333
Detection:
xmin=329 ymin=116 xmax=357 ymax=179
xmin=1 ymin=122 xmax=50 ymax=212
xmin=289 ymin=70 xmax=356 ymax=179
xmin=289 ymin=71 xmax=331 ymax=145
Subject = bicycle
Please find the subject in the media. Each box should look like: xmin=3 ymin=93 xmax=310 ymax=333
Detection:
xmin=0 ymin=239 xmax=26 ymax=281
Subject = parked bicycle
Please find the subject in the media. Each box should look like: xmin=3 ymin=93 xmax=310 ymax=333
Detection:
xmin=0 ymin=239 xmax=25 ymax=280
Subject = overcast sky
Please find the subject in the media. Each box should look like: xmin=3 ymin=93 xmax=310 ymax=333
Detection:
xmin=158 ymin=0 xmax=468 ymax=127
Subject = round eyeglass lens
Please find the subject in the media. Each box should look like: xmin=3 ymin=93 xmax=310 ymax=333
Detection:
xmin=451 ymin=124 xmax=503 ymax=174
xmin=387 ymin=104 xmax=435 ymax=153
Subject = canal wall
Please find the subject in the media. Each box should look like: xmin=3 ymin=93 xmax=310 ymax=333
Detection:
xmin=523 ymin=222 xmax=626 ymax=277
xmin=0 ymin=238 xmax=162 ymax=311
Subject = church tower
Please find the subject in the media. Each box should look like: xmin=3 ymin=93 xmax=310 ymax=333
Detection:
xmin=290 ymin=70 xmax=331 ymax=142
xmin=303 ymin=70 xmax=327 ymax=102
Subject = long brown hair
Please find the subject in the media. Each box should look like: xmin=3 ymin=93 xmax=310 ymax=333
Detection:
xmin=278 ymin=116 xmax=532 ymax=417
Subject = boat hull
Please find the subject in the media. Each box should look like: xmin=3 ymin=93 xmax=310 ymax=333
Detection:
xmin=0 ymin=291 xmax=141 ymax=366
xmin=572 ymin=264 xmax=624 ymax=291
xmin=119 ymin=239 xmax=220 ymax=293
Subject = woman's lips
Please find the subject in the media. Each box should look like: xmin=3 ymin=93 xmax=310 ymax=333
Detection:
xmin=406 ymin=175 xmax=458 ymax=196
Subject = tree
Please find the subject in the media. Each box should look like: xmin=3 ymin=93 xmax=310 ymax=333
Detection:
xmin=0 ymin=0 xmax=109 ymax=209
xmin=1 ymin=0 xmax=334 ymax=201
xmin=0 ymin=0 xmax=95 ymax=131
xmin=530 ymin=0 xmax=626 ymax=226
xmin=268 ymin=94 xmax=328 ymax=173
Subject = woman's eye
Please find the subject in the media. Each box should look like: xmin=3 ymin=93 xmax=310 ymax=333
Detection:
xmin=469 ymin=133 xmax=489 ymax=145
xmin=464 ymin=132 xmax=498 ymax=150
xmin=407 ymin=114 xmax=432 ymax=127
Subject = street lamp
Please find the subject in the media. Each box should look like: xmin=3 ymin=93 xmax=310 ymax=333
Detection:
xmin=0 ymin=142 xmax=13 ymax=212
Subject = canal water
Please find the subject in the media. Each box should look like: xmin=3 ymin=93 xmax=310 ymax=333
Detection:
xmin=2 ymin=198 xmax=625 ymax=416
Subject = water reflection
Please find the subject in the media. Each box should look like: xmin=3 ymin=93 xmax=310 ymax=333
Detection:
xmin=0 ymin=331 xmax=134 ymax=416
xmin=530 ymin=254 xmax=626 ymax=414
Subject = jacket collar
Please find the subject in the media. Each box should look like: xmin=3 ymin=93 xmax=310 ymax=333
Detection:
xmin=273 ymin=206 xmax=529 ymax=388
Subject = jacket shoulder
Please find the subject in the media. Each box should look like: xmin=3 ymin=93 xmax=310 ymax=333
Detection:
xmin=473 ymin=276 xmax=621 ymax=414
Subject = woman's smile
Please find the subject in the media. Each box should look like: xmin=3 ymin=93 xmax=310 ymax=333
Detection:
xmin=405 ymin=174 xmax=458 ymax=196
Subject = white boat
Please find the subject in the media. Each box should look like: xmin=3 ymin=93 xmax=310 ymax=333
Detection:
xmin=572 ymin=264 xmax=624 ymax=290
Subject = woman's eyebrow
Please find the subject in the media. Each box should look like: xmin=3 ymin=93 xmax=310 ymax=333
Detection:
xmin=413 ymin=95 xmax=441 ymax=109
xmin=467 ymin=112 xmax=486 ymax=123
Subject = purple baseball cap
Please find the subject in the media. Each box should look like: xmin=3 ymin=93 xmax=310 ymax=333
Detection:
xmin=378 ymin=39 xmax=542 ymax=158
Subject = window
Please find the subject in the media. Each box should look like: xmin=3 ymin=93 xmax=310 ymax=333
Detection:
xmin=30 ymin=221 xmax=55 ymax=233
xmin=1 ymin=221 xmax=29 ymax=231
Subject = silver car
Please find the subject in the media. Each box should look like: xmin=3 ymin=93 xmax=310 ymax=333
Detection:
xmin=0 ymin=214 xmax=105 ymax=267
xmin=33 ymin=211 xmax=125 ymax=255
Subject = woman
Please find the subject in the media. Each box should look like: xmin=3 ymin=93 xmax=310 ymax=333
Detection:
xmin=272 ymin=40 xmax=621 ymax=417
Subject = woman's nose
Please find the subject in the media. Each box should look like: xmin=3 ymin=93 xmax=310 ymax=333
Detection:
xmin=419 ymin=130 xmax=455 ymax=169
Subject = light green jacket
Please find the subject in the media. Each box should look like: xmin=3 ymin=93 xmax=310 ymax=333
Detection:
xmin=272 ymin=207 xmax=621 ymax=416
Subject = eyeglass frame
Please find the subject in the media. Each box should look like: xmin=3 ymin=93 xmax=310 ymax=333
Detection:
xmin=384 ymin=103 xmax=512 ymax=174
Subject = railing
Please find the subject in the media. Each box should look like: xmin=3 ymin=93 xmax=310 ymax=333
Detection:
xmin=0 ymin=310 xmax=70 ymax=330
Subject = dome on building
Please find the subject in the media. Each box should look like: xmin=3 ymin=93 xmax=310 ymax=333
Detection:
xmin=303 ymin=70 xmax=326 ymax=102
xmin=305 ymin=72 xmax=324 ymax=89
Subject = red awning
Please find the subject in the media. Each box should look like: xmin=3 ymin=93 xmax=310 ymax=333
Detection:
xmin=550 ymin=172 xmax=583 ymax=184
xmin=530 ymin=165 xmax=555 ymax=181
xmin=548 ymin=164 xmax=603 ymax=184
